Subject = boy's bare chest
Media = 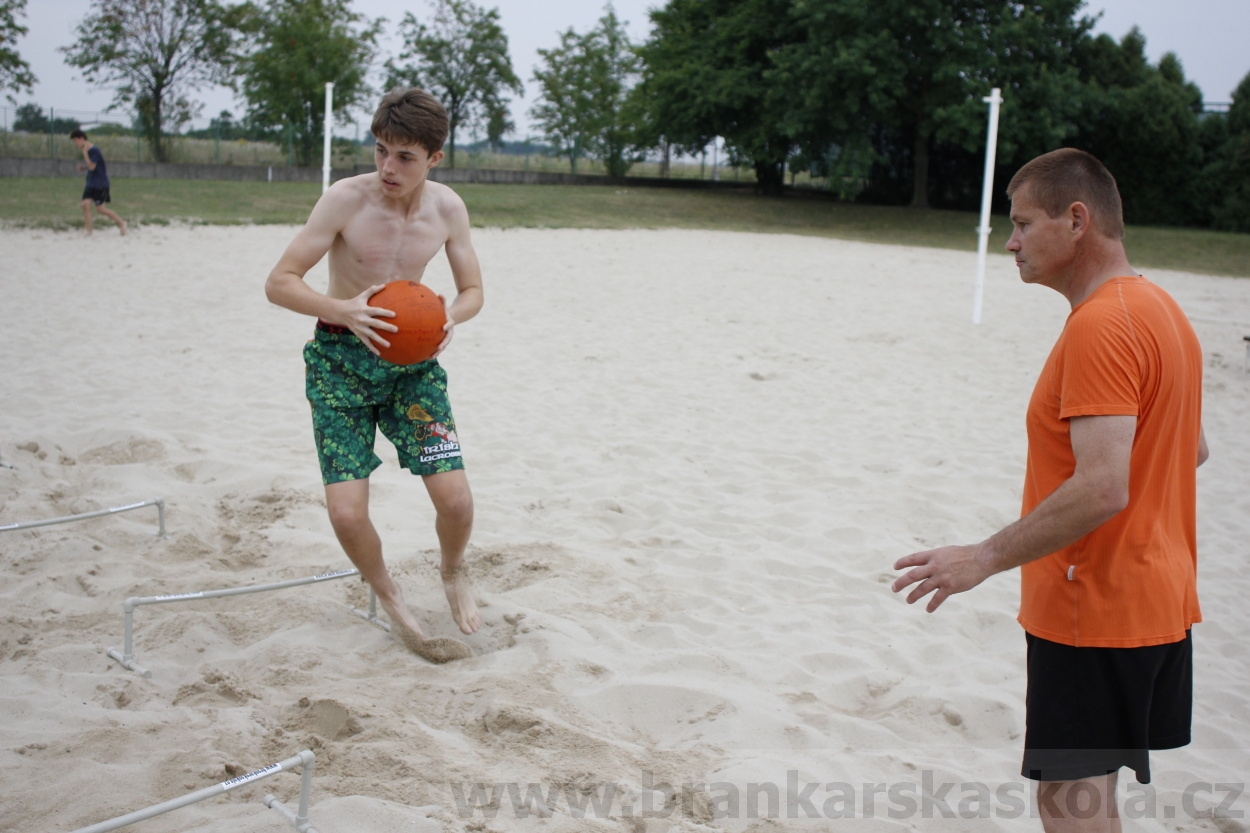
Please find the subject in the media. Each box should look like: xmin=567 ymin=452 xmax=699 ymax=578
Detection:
xmin=331 ymin=215 xmax=446 ymax=284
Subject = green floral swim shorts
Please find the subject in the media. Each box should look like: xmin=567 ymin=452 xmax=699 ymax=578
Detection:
xmin=304 ymin=323 xmax=464 ymax=484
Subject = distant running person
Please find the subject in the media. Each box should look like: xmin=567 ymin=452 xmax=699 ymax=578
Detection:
xmin=70 ymin=129 xmax=126 ymax=235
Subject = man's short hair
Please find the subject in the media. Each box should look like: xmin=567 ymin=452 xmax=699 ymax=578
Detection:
xmin=69 ymin=129 xmax=88 ymax=140
xmin=371 ymin=87 xmax=448 ymax=156
xmin=1007 ymin=148 xmax=1125 ymax=240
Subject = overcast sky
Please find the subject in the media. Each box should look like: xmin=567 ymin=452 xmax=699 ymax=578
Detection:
xmin=8 ymin=0 xmax=1249 ymax=135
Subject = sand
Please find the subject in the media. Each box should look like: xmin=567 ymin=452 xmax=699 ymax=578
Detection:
xmin=1 ymin=224 xmax=1247 ymax=833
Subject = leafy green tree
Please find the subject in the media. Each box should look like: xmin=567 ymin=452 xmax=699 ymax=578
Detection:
xmin=1069 ymin=28 xmax=1205 ymax=226
xmin=184 ymin=109 xmax=265 ymax=140
xmin=530 ymin=27 xmax=591 ymax=173
xmin=0 ymin=0 xmax=35 ymax=103
xmin=635 ymin=0 xmax=800 ymax=195
xmin=13 ymin=102 xmax=81 ymax=133
xmin=386 ymin=0 xmax=522 ymax=168
xmin=781 ymin=0 xmax=1089 ymax=208
xmin=1205 ymin=71 xmax=1250 ymax=232
xmin=580 ymin=7 xmax=642 ymax=177
xmin=982 ymin=2 xmax=1091 ymax=174
xmin=232 ymin=0 xmax=380 ymax=167
xmin=531 ymin=7 xmax=642 ymax=176
xmin=61 ymin=0 xmax=234 ymax=162
xmin=484 ymin=102 xmax=513 ymax=151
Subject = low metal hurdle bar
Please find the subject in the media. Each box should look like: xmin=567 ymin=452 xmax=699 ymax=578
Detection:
xmin=0 ymin=498 xmax=166 ymax=537
xmin=70 ymin=749 xmax=318 ymax=833
xmin=108 ymin=567 xmax=389 ymax=677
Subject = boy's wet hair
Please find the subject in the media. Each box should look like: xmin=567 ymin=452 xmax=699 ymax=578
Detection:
xmin=69 ymin=129 xmax=88 ymax=140
xmin=1007 ymin=148 xmax=1125 ymax=240
xmin=371 ymin=87 xmax=449 ymax=156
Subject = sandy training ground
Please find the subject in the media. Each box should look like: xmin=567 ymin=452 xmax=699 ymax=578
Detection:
xmin=1 ymin=224 xmax=1248 ymax=833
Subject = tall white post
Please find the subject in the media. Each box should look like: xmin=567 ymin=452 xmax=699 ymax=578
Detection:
xmin=972 ymin=87 xmax=1002 ymax=325
xmin=322 ymin=82 xmax=335 ymax=193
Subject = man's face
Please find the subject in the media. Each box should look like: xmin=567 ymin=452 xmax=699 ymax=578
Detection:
xmin=374 ymin=136 xmax=444 ymax=197
xmin=1006 ymin=184 xmax=1077 ymax=287
xmin=71 ymin=136 xmax=87 ymax=149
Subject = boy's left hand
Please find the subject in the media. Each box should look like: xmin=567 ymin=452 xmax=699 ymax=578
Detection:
xmin=433 ymin=294 xmax=455 ymax=358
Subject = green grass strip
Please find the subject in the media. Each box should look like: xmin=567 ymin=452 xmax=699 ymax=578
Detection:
xmin=1 ymin=177 xmax=1245 ymax=277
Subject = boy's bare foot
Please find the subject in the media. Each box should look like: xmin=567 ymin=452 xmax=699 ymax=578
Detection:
xmin=441 ymin=565 xmax=482 ymax=634
xmin=373 ymin=579 xmax=428 ymax=639
xmin=119 ymin=221 xmax=128 ymax=236
xmin=373 ymin=576 xmax=472 ymax=662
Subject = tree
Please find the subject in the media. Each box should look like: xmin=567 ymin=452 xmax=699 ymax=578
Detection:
xmin=61 ymin=0 xmax=234 ymax=162
xmin=530 ymin=27 xmax=593 ymax=173
xmin=531 ymin=6 xmax=642 ymax=177
xmin=13 ymin=102 xmax=80 ymax=134
xmin=232 ymin=0 xmax=380 ymax=167
xmin=185 ymin=109 xmax=265 ymax=140
xmin=795 ymin=0 xmax=1089 ymax=208
xmin=1203 ymin=71 xmax=1250 ymax=233
xmin=484 ymin=102 xmax=513 ymax=151
xmin=0 ymin=0 xmax=35 ymax=103
xmin=386 ymin=0 xmax=522 ymax=168
xmin=1068 ymin=28 xmax=1205 ymax=226
xmin=635 ymin=0 xmax=801 ymax=195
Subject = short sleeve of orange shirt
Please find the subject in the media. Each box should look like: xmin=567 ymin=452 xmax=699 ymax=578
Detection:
xmin=1018 ymin=277 xmax=1204 ymax=648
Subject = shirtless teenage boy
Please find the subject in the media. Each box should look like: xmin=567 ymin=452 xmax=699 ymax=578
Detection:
xmin=265 ymin=88 xmax=483 ymax=660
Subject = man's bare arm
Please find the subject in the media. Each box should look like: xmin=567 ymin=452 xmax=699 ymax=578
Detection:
xmin=892 ymin=414 xmax=1135 ymax=612
xmin=264 ymin=185 xmax=397 ymax=353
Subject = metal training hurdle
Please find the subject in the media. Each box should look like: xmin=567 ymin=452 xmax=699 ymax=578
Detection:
xmin=70 ymin=749 xmax=319 ymax=833
xmin=0 ymin=498 xmax=166 ymax=537
xmin=108 ymin=567 xmax=390 ymax=677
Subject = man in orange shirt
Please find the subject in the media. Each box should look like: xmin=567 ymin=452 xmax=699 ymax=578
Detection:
xmin=893 ymin=148 xmax=1208 ymax=832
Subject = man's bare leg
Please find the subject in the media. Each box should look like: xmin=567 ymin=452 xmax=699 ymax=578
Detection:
xmin=1038 ymin=773 xmax=1122 ymax=833
xmin=97 ymin=205 xmax=127 ymax=235
xmin=325 ymin=478 xmax=427 ymax=639
xmin=80 ymin=199 xmax=94 ymax=234
xmin=423 ymin=469 xmax=481 ymax=634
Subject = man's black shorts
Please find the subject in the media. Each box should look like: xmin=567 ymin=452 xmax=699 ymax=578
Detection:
xmin=82 ymin=186 xmax=111 ymax=205
xmin=1022 ymin=631 xmax=1192 ymax=784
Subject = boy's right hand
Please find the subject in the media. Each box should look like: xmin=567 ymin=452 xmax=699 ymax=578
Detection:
xmin=338 ymin=284 xmax=399 ymax=357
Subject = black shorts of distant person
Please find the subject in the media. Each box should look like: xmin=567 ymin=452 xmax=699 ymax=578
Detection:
xmin=82 ymin=186 xmax=111 ymax=206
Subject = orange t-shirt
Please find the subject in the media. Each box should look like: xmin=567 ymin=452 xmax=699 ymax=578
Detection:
xmin=1018 ymin=276 xmax=1203 ymax=648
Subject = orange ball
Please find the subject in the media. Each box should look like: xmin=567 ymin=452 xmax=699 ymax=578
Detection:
xmin=370 ymin=281 xmax=447 ymax=365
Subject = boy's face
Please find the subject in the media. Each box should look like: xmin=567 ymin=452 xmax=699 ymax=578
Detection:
xmin=374 ymin=135 xmax=444 ymax=198
xmin=71 ymin=136 xmax=87 ymax=149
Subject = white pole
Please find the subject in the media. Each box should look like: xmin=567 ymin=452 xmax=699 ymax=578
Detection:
xmin=322 ymin=82 xmax=335 ymax=193
xmin=972 ymin=87 xmax=1002 ymax=325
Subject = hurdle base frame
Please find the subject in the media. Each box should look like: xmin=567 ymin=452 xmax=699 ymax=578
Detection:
xmin=107 ymin=567 xmax=390 ymax=677
xmin=70 ymin=749 xmax=318 ymax=833
xmin=1 ymin=497 xmax=165 ymax=537
xmin=349 ymin=587 xmax=391 ymax=632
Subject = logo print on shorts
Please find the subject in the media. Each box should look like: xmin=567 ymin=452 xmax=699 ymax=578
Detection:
xmin=417 ymin=421 xmax=461 ymax=463
xmin=407 ymin=403 xmax=434 ymax=422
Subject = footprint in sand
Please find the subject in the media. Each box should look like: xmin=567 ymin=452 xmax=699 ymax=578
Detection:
xmin=395 ymin=623 xmax=473 ymax=664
